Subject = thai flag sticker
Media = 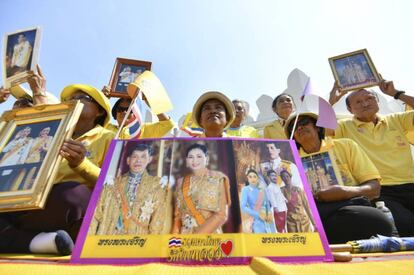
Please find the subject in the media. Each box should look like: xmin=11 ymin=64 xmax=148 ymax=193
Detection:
xmin=168 ymin=237 xmax=182 ymax=248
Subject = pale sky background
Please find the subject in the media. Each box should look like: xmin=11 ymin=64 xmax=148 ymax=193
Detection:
xmin=1 ymin=0 xmax=413 ymax=122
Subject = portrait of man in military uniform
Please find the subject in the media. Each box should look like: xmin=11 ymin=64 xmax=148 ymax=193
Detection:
xmin=259 ymin=141 xmax=302 ymax=188
xmin=90 ymin=143 xmax=168 ymax=235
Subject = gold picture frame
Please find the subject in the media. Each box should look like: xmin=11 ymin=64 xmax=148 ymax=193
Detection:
xmin=300 ymin=149 xmax=343 ymax=195
xmin=2 ymin=26 xmax=42 ymax=89
xmin=328 ymin=49 xmax=380 ymax=92
xmin=0 ymin=101 xmax=83 ymax=212
xmin=108 ymin=57 xmax=152 ymax=98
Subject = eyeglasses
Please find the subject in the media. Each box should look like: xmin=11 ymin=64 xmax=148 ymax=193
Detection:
xmin=287 ymin=116 xmax=315 ymax=134
xmin=66 ymin=94 xmax=95 ymax=103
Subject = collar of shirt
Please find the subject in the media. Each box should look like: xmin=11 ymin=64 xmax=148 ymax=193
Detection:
xmin=352 ymin=114 xmax=387 ymax=128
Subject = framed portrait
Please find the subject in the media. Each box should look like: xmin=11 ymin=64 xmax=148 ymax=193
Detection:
xmin=300 ymin=149 xmax=343 ymax=195
xmin=328 ymin=49 xmax=380 ymax=92
xmin=2 ymin=27 xmax=42 ymax=89
xmin=0 ymin=101 xmax=83 ymax=212
xmin=72 ymin=138 xmax=332 ymax=265
xmin=108 ymin=58 xmax=152 ymax=98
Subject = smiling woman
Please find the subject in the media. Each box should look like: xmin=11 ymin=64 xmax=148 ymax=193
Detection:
xmin=191 ymin=91 xmax=235 ymax=137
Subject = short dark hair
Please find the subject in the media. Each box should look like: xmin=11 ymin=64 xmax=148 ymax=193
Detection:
xmin=185 ymin=143 xmax=208 ymax=157
xmin=128 ymin=143 xmax=153 ymax=157
xmin=111 ymin=98 xmax=131 ymax=119
xmin=280 ymin=169 xmax=292 ymax=178
xmin=272 ymin=93 xmax=293 ymax=109
xmin=267 ymin=169 xmax=277 ymax=177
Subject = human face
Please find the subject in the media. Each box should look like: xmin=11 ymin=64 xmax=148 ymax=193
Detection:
xmin=199 ymin=99 xmax=227 ymax=132
xmin=280 ymin=172 xmax=291 ymax=185
xmin=268 ymin=172 xmax=277 ymax=183
xmin=115 ymin=100 xmax=133 ymax=126
xmin=274 ymin=95 xmax=294 ymax=119
xmin=247 ymin=172 xmax=259 ymax=186
xmin=186 ymin=148 xmax=208 ymax=172
xmin=347 ymin=89 xmax=379 ymax=122
xmin=232 ymin=101 xmax=246 ymax=125
xmin=17 ymin=34 xmax=25 ymax=43
xmin=127 ymin=150 xmax=152 ymax=174
xmin=67 ymin=91 xmax=104 ymax=124
xmin=22 ymin=127 xmax=31 ymax=137
xmin=293 ymin=116 xmax=319 ymax=146
xmin=266 ymin=143 xmax=280 ymax=160
xmin=40 ymin=127 xmax=50 ymax=137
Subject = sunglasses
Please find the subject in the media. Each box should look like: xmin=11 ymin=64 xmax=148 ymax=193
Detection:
xmin=66 ymin=94 xmax=95 ymax=103
xmin=287 ymin=116 xmax=315 ymax=134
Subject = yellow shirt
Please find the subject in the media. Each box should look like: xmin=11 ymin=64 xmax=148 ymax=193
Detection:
xmin=334 ymin=111 xmax=414 ymax=186
xmin=263 ymin=119 xmax=287 ymax=139
xmin=53 ymin=125 xmax=115 ymax=189
xmin=226 ymin=125 xmax=260 ymax=138
xmin=116 ymin=119 xmax=174 ymax=139
xmin=300 ymin=138 xmax=380 ymax=186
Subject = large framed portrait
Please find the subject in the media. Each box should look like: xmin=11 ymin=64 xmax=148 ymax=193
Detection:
xmin=2 ymin=27 xmax=42 ymax=88
xmin=72 ymin=138 xmax=332 ymax=265
xmin=328 ymin=49 xmax=380 ymax=92
xmin=300 ymin=149 xmax=343 ymax=195
xmin=108 ymin=58 xmax=152 ymax=98
xmin=0 ymin=101 xmax=83 ymax=212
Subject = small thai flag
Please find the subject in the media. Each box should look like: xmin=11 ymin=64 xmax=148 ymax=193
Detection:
xmin=127 ymin=98 xmax=143 ymax=139
xmin=168 ymin=237 xmax=182 ymax=248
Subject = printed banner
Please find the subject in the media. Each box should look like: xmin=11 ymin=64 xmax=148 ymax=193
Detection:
xmin=71 ymin=138 xmax=332 ymax=264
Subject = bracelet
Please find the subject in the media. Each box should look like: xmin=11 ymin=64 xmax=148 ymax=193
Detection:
xmin=394 ymin=91 xmax=405 ymax=100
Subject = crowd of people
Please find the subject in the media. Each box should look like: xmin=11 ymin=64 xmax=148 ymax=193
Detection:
xmin=0 ymin=67 xmax=413 ymax=256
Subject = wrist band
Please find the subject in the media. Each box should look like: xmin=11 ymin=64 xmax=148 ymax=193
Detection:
xmin=394 ymin=91 xmax=405 ymax=100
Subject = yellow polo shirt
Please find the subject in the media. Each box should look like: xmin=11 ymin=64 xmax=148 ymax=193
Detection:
xmin=263 ymin=119 xmax=287 ymax=139
xmin=334 ymin=111 xmax=414 ymax=186
xmin=300 ymin=138 xmax=380 ymax=186
xmin=115 ymin=119 xmax=175 ymax=139
xmin=226 ymin=125 xmax=260 ymax=138
xmin=53 ymin=125 xmax=115 ymax=189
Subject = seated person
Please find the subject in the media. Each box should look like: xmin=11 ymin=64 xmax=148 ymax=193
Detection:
xmin=285 ymin=112 xmax=392 ymax=243
xmin=104 ymin=86 xmax=174 ymax=139
xmin=329 ymin=80 xmax=414 ymax=237
xmin=191 ymin=91 xmax=235 ymax=137
xmin=0 ymin=84 xmax=115 ymax=255
xmin=226 ymin=99 xmax=260 ymax=138
xmin=264 ymin=93 xmax=296 ymax=139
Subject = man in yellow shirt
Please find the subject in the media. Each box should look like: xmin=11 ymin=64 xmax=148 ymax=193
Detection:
xmin=329 ymin=80 xmax=414 ymax=237
xmin=285 ymin=112 xmax=392 ymax=243
xmin=226 ymin=99 xmax=260 ymax=138
xmin=0 ymin=84 xmax=115 ymax=255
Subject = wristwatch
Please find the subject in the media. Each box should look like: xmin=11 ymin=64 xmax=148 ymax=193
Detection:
xmin=394 ymin=91 xmax=405 ymax=100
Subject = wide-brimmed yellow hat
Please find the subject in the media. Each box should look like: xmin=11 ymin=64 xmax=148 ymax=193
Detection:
xmin=284 ymin=112 xmax=319 ymax=138
xmin=192 ymin=91 xmax=235 ymax=129
xmin=60 ymin=84 xmax=111 ymax=127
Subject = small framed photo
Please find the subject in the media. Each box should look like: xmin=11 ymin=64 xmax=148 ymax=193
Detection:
xmin=328 ymin=49 xmax=380 ymax=92
xmin=0 ymin=101 xmax=83 ymax=212
xmin=3 ymin=27 xmax=42 ymax=88
xmin=300 ymin=150 xmax=343 ymax=195
xmin=108 ymin=58 xmax=152 ymax=98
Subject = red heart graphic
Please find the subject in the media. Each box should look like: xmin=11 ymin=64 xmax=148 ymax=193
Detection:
xmin=220 ymin=240 xmax=233 ymax=256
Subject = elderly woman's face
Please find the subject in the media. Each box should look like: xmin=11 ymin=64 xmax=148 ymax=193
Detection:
xmin=199 ymin=99 xmax=227 ymax=131
xmin=186 ymin=148 xmax=208 ymax=171
xmin=274 ymin=95 xmax=294 ymax=117
xmin=247 ymin=172 xmax=259 ymax=186
xmin=293 ymin=116 xmax=319 ymax=146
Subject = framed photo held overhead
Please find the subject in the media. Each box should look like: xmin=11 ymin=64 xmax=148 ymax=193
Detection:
xmin=0 ymin=101 xmax=83 ymax=212
xmin=2 ymin=27 xmax=42 ymax=89
xmin=328 ymin=49 xmax=380 ymax=92
xmin=108 ymin=58 xmax=152 ymax=98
